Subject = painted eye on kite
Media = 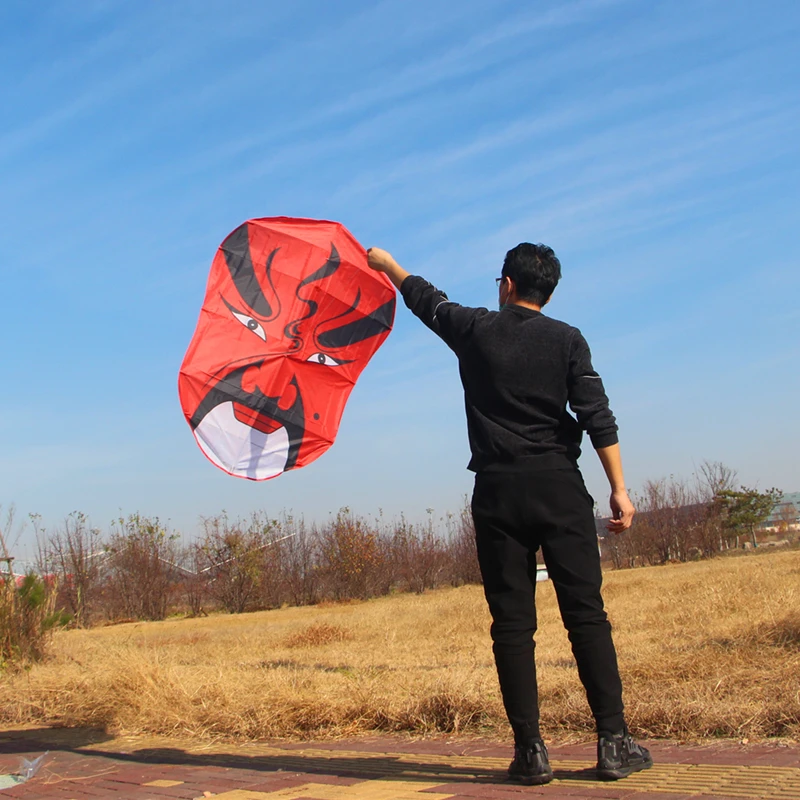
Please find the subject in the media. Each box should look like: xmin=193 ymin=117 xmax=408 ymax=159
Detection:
xmin=307 ymin=353 xmax=348 ymax=367
xmin=221 ymin=296 xmax=267 ymax=341
xmin=232 ymin=310 xmax=266 ymax=341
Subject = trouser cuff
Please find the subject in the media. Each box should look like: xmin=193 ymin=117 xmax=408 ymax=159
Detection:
xmin=512 ymin=720 xmax=542 ymax=745
xmin=595 ymin=715 xmax=626 ymax=736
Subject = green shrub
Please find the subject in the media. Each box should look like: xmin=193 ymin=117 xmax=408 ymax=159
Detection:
xmin=0 ymin=573 xmax=68 ymax=668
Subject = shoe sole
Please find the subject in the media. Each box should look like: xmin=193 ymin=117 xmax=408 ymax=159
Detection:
xmin=508 ymin=772 xmax=554 ymax=786
xmin=596 ymin=759 xmax=653 ymax=781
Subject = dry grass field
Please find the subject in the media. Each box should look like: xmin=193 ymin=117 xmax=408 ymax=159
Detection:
xmin=1 ymin=549 xmax=798 ymax=743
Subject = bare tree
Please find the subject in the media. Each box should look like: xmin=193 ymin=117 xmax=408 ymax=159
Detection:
xmin=613 ymin=465 xmax=742 ymax=566
xmin=444 ymin=500 xmax=482 ymax=586
xmin=179 ymin=542 xmax=209 ymax=617
xmin=36 ymin=512 xmax=103 ymax=626
xmin=389 ymin=511 xmax=448 ymax=594
xmin=691 ymin=461 xmax=738 ymax=556
xmin=317 ymin=509 xmax=382 ymax=600
xmin=197 ymin=512 xmax=276 ymax=613
xmin=281 ymin=516 xmax=320 ymax=606
xmin=696 ymin=460 xmax=738 ymax=501
xmin=257 ymin=521 xmax=287 ymax=610
xmin=105 ymin=514 xmax=179 ymax=621
xmin=633 ymin=479 xmax=676 ymax=564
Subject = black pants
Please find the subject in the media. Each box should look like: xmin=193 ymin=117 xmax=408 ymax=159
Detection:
xmin=471 ymin=468 xmax=625 ymax=742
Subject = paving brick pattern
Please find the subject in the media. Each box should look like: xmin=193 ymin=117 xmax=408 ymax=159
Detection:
xmin=0 ymin=728 xmax=797 ymax=800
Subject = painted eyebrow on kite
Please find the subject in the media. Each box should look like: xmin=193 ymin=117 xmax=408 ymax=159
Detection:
xmin=314 ymin=287 xmax=363 ymax=342
xmin=285 ymin=244 xmax=341 ymax=347
xmin=220 ymin=224 xmax=279 ymax=319
xmin=316 ymin=297 xmax=396 ymax=349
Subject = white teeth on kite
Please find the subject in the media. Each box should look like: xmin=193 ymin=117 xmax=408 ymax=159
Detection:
xmin=193 ymin=401 xmax=289 ymax=480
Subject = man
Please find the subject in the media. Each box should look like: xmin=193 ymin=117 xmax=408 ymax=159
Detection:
xmin=366 ymin=243 xmax=652 ymax=785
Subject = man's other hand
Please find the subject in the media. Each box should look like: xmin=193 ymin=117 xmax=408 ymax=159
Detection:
xmin=607 ymin=489 xmax=635 ymax=534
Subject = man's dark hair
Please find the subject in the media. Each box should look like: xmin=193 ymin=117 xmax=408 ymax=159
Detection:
xmin=502 ymin=243 xmax=561 ymax=305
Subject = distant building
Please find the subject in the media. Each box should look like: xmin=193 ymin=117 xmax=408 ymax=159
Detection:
xmin=758 ymin=491 xmax=800 ymax=533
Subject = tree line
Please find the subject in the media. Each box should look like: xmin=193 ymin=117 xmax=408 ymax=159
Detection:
xmin=31 ymin=506 xmax=481 ymax=626
xmin=601 ymin=461 xmax=788 ymax=569
xmin=1 ymin=459 xmax=794 ymax=662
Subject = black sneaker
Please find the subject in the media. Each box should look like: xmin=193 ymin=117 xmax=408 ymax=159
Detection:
xmin=596 ymin=730 xmax=653 ymax=780
xmin=508 ymin=738 xmax=554 ymax=785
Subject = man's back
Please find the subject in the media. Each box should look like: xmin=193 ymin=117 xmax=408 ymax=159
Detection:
xmin=400 ymin=275 xmax=618 ymax=471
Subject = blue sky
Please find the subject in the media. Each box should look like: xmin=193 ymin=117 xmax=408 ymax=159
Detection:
xmin=2 ymin=0 xmax=799 ymax=556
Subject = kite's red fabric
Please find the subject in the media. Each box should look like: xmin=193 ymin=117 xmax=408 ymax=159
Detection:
xmin=178 ymin=217 xmax=395 ymax=480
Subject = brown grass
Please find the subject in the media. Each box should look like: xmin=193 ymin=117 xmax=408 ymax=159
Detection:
xmin=284 ymin=623 xmax=353 ymax=648
xmin=0 ymin=550 xmax=798 ymax=742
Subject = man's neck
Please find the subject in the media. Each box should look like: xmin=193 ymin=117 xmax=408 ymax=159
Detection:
xmin=511 ymin=299 xmax=543 ymax=312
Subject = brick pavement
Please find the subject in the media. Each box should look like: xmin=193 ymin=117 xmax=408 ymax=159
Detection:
xmin=0 ymin=727 xmax=797 ymax=800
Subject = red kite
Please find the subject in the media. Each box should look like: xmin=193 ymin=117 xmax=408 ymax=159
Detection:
xmin=178 ymin=217 xmax=395 ymax=479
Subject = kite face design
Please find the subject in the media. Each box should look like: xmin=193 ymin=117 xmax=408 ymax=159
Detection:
xmin=178 ymin=218 xmax=395 ymax=480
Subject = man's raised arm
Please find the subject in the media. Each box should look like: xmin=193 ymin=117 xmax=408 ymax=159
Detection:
xmin=367 ymin=246 xmax=474 ymax=350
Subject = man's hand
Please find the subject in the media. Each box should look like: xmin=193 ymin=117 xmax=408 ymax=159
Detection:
xmin=607 ymin=489 xmax=635 ymax=534
xmin=367 ymin=247 xmax=399 ymax=273
xmin=595 ymin=444 xmax=634 ymax=534
xmin=366 ymin=247 xmax=411 ymax=290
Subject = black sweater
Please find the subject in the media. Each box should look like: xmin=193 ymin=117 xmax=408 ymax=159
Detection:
xmin=401 ymin=275 xmax=619 ymax=472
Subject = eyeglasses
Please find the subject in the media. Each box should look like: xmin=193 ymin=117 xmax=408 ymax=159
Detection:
xmin=495 ymin=277 xmax=504 ymax=286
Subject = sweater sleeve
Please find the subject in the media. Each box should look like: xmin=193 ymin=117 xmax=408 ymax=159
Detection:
xmin=567 ymin=328 xmax=619 ymax=449
xmin=399 ymin=275 xmax=485 ymax=352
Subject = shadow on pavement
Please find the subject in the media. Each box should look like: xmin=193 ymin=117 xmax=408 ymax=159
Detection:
xmin=0 ymin=728 xmax=604 ymax=785
xmin=82 ymin=745 xmax=603 ymax=785
xmin=0 ymin=727 xmax=114 ymax=754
